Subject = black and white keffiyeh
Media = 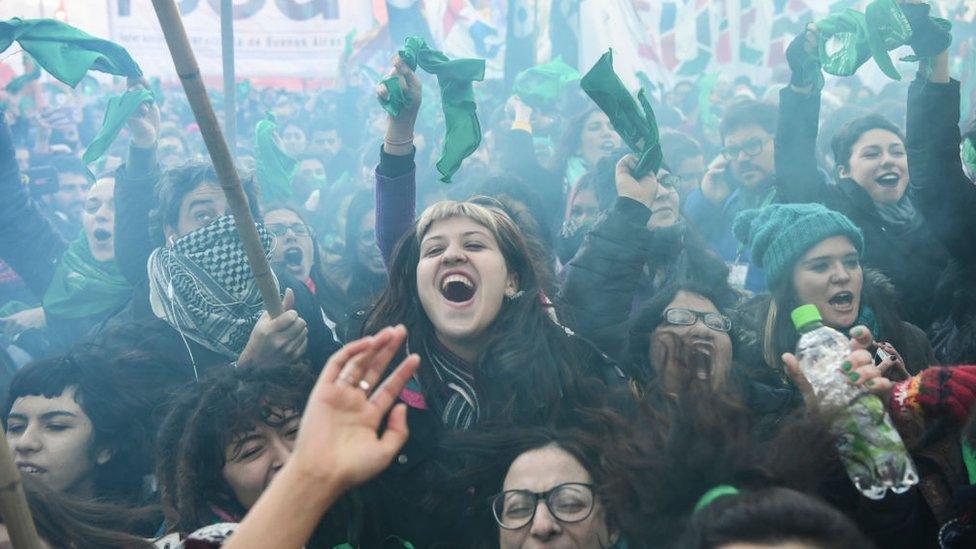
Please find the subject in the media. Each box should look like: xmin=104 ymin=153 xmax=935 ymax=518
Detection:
xmin=424 ymin=338 xmax=480 ymax=430
xmin=148 ymin=215 xmax=276 ymax=358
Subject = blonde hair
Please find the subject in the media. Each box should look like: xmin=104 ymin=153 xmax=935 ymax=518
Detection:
xmin=415 ymin=197 xmax=520 ymax=248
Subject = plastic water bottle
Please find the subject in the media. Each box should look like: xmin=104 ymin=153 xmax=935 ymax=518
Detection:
xmin=791 ymin=304 xmax=918 ymax=500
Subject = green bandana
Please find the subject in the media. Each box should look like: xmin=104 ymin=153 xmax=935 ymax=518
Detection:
xmin=254 ymin=113 xmax=298 ymax=203
xmin=817 ymin=9 xmax=873 ymax=77
xmin=82 ymin=87 xmax=154 ymax=175
xmin=513 ymin=56 xmax=580 ymax=109
xmin=42 ymin=233 xmax=131 ymax=320
xmin=580 ymin=49 xmax=662 ymax=178
xmin=864 ymin=0 xmax=912 ymax=80
xmin=379 ymin=36 xmax=485 ymax=183
xmin=963 ymin=138 xmax=976 ymax=176
xmin=0 ymin=18 xmax=141 ymax=87
xmin=5 ymin=59 xmax=40 ymax=94
xmin=817 ymin=0 xmax=949 ymax=81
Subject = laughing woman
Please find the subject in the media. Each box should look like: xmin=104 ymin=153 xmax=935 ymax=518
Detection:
xmin=729 ymin=203 xmax=934 ymax=431
xmin=368 ymin=57 xmax=624 ymax=546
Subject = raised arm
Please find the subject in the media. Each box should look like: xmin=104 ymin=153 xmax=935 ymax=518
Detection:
xmin=113 ymin=95 xmax=162 ymax=286
xmin=0 ymin=110 xmax=65 ymax=298
xmin=559 ymin=154 xmax=657 ymax=361
xmin=775 ymin=25 xmax=828 ymax=205
xmin=906 ymin=48 xmax=976 ymax=264
xmin=375 ymin=57 xmax=422 ymax=265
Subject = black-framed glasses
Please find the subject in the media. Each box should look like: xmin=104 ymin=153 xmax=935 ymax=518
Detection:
xmin=491 ymin=483 xmax=595 ymax=530
xmin=664 ymin=308 xmax=732 ymax=332
xmin=721 ymin=137 xmax=767 ymax=161
xmin=266 ymin=222 xmax=310 ymax=237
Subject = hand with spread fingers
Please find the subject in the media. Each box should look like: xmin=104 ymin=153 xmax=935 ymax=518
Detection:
xmin=295 ymin=324 xmax=419 ymax=490
xmin=224 ymin=325 xmax=420 ymax=549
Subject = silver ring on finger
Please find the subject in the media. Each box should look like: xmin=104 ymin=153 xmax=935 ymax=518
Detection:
xmin=358 ymin=379 xmax=371 ymax=392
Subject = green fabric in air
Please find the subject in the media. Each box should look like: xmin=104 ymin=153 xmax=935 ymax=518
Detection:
xmin=512 ymin=56 xmax=580 ymax=109
xmin=0 ymin=17 xmax=142 ymax=87
xmin=579 ymin=49 xmax=662 ymax=178
xmin=254 ymin=113 xmax=298 ymax=204
xmin=378 ymin=36 xmax=485 ymax=183
xmin=82 ymin=87 xmax=154 ymax=175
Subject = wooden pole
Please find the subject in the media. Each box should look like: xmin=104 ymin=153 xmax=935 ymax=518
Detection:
xmin=220 ymin=0 xmax=237 ymax=152
xmin=0 ymin=429 xmax=42 ymax=549
xmin=151 ymin=0 xmax=283 ymax=318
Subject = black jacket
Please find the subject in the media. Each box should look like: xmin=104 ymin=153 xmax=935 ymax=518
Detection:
xmin=775 ymin=85 xmax=949 ymax=330
xmin=111 ymin=146 xmax=339 ymax=374
xmin=904 ymin=78 xmax=976 ymax=364
xmin=559 ymin=196 xmax=732 ymax=370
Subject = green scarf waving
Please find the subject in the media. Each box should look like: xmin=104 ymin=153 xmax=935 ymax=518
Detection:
xmin=0 ymin=17 xmax=151 ymax=175
xmin=254 ymin=113 xmax=298 ymax=203
xmin=379 ymin=36 xmax=485 ymax=183
xmin=513 ymin=56 xmax=580 ymax=109
xmin=0 ymin=18 xmax=142 ymax=86
xmin=580 ymin=49 xmax=662 ymax=179
xmin=43 ymin=233 xmax=131 ymax=320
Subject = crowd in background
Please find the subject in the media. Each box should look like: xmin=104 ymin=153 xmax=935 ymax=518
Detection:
xmin=1 ymin=1 xmax=976 ymax=547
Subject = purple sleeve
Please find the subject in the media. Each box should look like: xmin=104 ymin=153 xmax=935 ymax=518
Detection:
xmin=375 ymin=166 xmax=416 ymax=266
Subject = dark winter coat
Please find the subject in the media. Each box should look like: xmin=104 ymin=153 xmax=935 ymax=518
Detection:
xmin=111 ymin=145 xmax=338 ymax=375
xmin=559 ymin=196 xmax=732 ymax=368
xmin=774 ymin=85 xmax=949 ymax=330
xmin=903 ymin=77 xmax=976 ymax=364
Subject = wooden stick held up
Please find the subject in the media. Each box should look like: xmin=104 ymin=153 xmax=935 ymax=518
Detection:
xmin=150 ymin=0 xmax=283 ymax=318
xmin=0 ymin=429 xmax=42 ymax=548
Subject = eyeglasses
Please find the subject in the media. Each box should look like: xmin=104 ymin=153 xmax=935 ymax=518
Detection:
xmin=721 ymin=137 xmax=767 ymax=161
xmin=491 ymin=483 xmax=595 ymax=530
xmin=266 ymin=222 xmax=310 ymax=237
xmin=663 ymin=308 xmax=732 ymax=332
xmin=658 ymin=174 xmax=680 ymax=190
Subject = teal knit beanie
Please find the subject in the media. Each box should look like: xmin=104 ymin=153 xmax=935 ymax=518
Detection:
xmin=733 ymin=203 xmax=864 ymax=289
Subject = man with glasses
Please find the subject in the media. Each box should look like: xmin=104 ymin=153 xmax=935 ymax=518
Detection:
xmin=685 ymin=101 xmax=779 ymax=292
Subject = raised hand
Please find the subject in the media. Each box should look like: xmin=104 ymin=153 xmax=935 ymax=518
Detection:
xmin=700 ymin=156 xmax=732 ymax=205
xmin=614 ymin=153 xmax=659 ymax=210
xmin=126 ymin=79 xmax=160 ymax=150
xmin=377 ymin=55 xmax=423 ymax=156
xmin=291 ymin=325 xmax=419 ymax=490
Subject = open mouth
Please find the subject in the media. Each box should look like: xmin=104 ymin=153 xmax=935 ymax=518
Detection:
xmin=600 ymin=140 xmax=617 ymax=153
xmin=440 ymin=273 xmax=476 ymax=303
xmin=283 ymin=247 xmax=304 ymax=267
xmin=17 ymin=463 xmax=45 ymax=475
xmin=93 ymin=228 xmax=112 ymax=242
xmin=875 ymin=173 xmax=900 ymax=187
xmin=688 ymin=340 xmax=714 ymax=380
xmin=828 ymin=291 xmax=855 ymax=311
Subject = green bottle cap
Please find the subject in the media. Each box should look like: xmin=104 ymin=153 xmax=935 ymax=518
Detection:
xmin=791 ymin=304 xmax=822 ymax=331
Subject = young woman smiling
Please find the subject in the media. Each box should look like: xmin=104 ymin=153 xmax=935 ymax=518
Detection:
xmin=730 ymin=203 xmax=934 ymax=434
xmin=774 ymin=20 xmax=952 ymax=329
xmin=367 ymin=56 xmax=624 ymax=547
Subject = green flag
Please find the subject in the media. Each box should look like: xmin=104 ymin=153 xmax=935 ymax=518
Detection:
xmin=82 ymin=87 xmax=155 ymax=175
xmin=0 ymin=18 xmax=142 ymax=87
xmin=378 ymin=36 xmax=485 ymax=183
xmin=512 ymin=56 xmax=580 ymax=109
xmin=580 ymin=49 xmax=662 ymax=179
xmin=254 ymin=113 xmax=298 ymax=204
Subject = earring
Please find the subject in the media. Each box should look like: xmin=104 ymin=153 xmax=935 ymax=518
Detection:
xmin=505 ymin=290 xmax=524 ymax=301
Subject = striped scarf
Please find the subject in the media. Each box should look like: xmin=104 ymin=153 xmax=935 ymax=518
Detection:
xmin=423 ymin=338 xmax=480 ymax=430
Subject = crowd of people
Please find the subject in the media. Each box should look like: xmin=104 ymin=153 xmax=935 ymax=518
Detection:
xmin=1 ymin=1 xmax=976 ymax=547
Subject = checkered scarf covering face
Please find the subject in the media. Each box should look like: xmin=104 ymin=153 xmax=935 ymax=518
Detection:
xmin=148 ymin=215 xmax=275 ymax=358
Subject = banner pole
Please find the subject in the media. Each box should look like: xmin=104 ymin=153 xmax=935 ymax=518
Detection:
xmin=151 ymin=0 xmax=284 ymax=318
